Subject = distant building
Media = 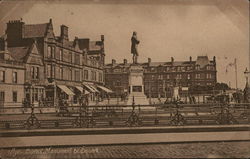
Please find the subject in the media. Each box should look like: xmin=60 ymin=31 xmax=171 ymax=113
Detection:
xmin=104 ymin=56 xmax=217 ymax=98
xmin=0 ymin=19 xmax=109 ymax=107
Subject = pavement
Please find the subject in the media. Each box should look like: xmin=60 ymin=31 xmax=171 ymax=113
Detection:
xmin=2 ymin=141 xmax=249 ymax=158
xmin=0 ymin=131 xmax=249 ymax=149
xmin=0 ymin=125 xmax=249 ymax=148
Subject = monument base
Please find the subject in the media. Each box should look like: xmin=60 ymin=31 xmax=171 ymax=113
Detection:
xmin=126 ymin=93 xmax=149 ymax=106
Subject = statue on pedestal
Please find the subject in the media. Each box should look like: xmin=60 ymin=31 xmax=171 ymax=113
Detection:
xmin=131 ymin=31 xmax=140 ymax=64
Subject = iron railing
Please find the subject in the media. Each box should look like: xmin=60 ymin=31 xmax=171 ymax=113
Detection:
xmin=0 ymin=102 xmax=249 ymax=129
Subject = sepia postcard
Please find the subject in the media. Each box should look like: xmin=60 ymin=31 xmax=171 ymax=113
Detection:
xmin=0 ymin=0 xmax=249 ymax=158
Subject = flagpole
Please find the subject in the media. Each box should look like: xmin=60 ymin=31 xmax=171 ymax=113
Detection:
xmin=235 ymin=58 xmax=238 ymax=90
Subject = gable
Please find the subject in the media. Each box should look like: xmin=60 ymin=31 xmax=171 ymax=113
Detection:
xmin=26 ymin=44 xmax=43 ymax=66
xmin=45 ymin=22 xmax=56 ymax=40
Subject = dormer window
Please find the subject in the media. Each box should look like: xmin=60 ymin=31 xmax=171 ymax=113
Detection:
xmin=196 ymin=65 xmax=200 ymax=70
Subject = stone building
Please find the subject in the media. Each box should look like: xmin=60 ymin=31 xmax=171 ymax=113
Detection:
xmin=105 ymin=56 xmax=217 ymax=98
xmin=0 ymin=19 xmax=108 ymax=107
xmin=0 ymin=40 xmax=25 ymax=107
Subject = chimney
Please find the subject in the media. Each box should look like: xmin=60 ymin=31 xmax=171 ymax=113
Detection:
xmin=148 ymin=58 xmax=151 ymax=64
xmin=171 ymin=57 xmax=174 ymax=63
xmin=189 ymin=56 xmax=192 ymax=62
xmin=124 ymin=59 xmax=127 ymax=64
xmin=60 ymin=25 xmax=68 ymax=40
xmin=112 ymin=59 xmax=116 ymax=65
xmin=101 ymin=35 xmax=104 ymax=42
xmin=213 ymin=56 xmax=216 ymax=62
xmin=6 ymin=20 xmax=24 ymax=46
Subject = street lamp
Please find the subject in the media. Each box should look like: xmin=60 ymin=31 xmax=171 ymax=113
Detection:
xmin=244 ymin=67 xmax=250 ymax=84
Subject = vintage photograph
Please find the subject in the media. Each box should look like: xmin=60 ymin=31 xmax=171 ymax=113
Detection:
xmin=0 ymin=0 xmax=249 ymax=158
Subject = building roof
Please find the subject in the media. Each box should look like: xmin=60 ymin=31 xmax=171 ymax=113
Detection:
xmin=8 ymin=46 xmax=30 ymax=62
xmin=23 ymin=23 xmax=48 ymax=38
xmin=105 ymin=56 xmax=214 ymax=69
xmin=196 ymin=56 xmax=210 ymax=68
xmin=89 ymin=41 xmax=102 ymax=51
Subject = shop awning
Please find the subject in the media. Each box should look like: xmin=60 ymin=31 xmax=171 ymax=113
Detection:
xmin=82 ymin=83 xmax=96 ymax=93
xmin=88 ymin=84 xmax=99 ymax=93
xmin=75 ymin=86 xmax=83 ymax=92
xmin=84 ymin=90 xmax=90 ymax=95
xmin=57 ymin=85 xmax=75 ymax=95
xmin=97 ymin=85 xmax=113 ymax=93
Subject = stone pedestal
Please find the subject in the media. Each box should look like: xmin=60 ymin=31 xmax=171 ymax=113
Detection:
xmin=126 ymin=64 xmax=149 ymax=106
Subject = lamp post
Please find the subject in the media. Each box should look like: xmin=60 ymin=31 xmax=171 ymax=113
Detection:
xmin=244 ymin=67 xmax=250 ymax=103
xmin=244 ymin=68 xmax=250 ymax=84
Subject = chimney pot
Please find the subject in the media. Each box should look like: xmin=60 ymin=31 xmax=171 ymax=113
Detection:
xmin=112 ymin=59 xmax=116 ymax=65
xmin=148 ymin=58 xmax=151 ymax=64
xmin=101 ymin=35 xmax=104 ymax=41
xmin=190 ymin=56 xmax=192 ymax=62
xmin=124 ymin=59 xmax=127 ymax=64
xmin=171 ymin=57 xmax=174 ymax=63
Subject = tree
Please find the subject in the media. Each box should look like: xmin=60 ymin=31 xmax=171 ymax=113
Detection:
xmin=214 ymin=82 xmax=230 ymax=90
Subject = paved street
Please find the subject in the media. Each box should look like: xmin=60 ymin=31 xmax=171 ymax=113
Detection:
xmin=0 ymin=141 xmax=249 ymax=158
xmin=1 ymin=130 xmax=249 ymax=148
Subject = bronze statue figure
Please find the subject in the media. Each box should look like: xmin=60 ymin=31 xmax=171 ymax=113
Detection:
xmin=131 ymin=31 xmax=140 ymax=64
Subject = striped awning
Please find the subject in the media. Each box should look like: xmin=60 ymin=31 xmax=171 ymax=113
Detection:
xmin=57 ymin=85 xmax=75 ymax=95
xmin=75 ymin=86 xmax=83 ymax=92
xmin=82 ymin=83 xmax=98 ymax=93
xmin=97 ymin=85 xmax=113 ymax=93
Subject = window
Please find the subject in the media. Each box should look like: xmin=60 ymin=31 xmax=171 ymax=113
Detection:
xmin=75 ymin=54 xmax=80 ymax=65
xmin=177 ymin=67 xmax=181 ymax=72
xmin=47 ymin=46 xmax=52 ymax=58
xmin=166 ymin=74 xmax=170 ymax=79
xmin=84 ymin=70 xmax=88 ymax=80
xmin=59 ymin=67 xmax=63 ymax=79
xmin=59 ymin=49 xmax=63 ymax=61
xmin=0 ymin=92 xmax=4 ymax=102
xmin=187 ymin=66 xmax=192 ymax=71
xmin=12 ymin=72 xmax=17 ymax=83
xmin=0 ymin=71 xmax=5 ymax=82
xmin=196 ymin=65 xmax=200 ymax=70
xmin=52 ymin=65 xmax=55 ymax=78
xmin=69 ymin=69 xmax=72 ymax=81
xmin=52 ymin=47 xmax=55 ymax=58
xmin=47 ymin=65 xmax=52 ymax=78
xmin=195 ymin=73 xmax=201 ymax=79
xmin=35 ymin=67 xmax=39 ymax=79
xmin=206 ymin=73 xmax=212 ymax=79
xmin=69 ymin=52 xmax=73 ymax=63
xmin=176 ymin=74 xmax=182 ymax=79
xmin=13 ymin=91 xmax=17 ymax=103
xmin=31 ymin=67 xmax=34 ymax=79
xmin=187 ymin=74 xmax=191 ymax=79
xmin=91 ymin=71 xmax=96 ymax=81
xmin=32 ymin=67 xmax=39 ymax=79
xmin=99 ymin=72 xmax=102 ymax=82
xmin=71 ymin=53 xmax=74 ymax=63
xmin=158 ymin=75 xmax=163 ymax=80
xmin=94 ymin=72 xmax=97 ymax=81
xmin=75 ymin=70 xmax=80 ymax=81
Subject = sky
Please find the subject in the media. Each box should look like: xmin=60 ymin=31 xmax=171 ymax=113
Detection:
xmin=0 ymin=0 xmax=249 ymax=89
